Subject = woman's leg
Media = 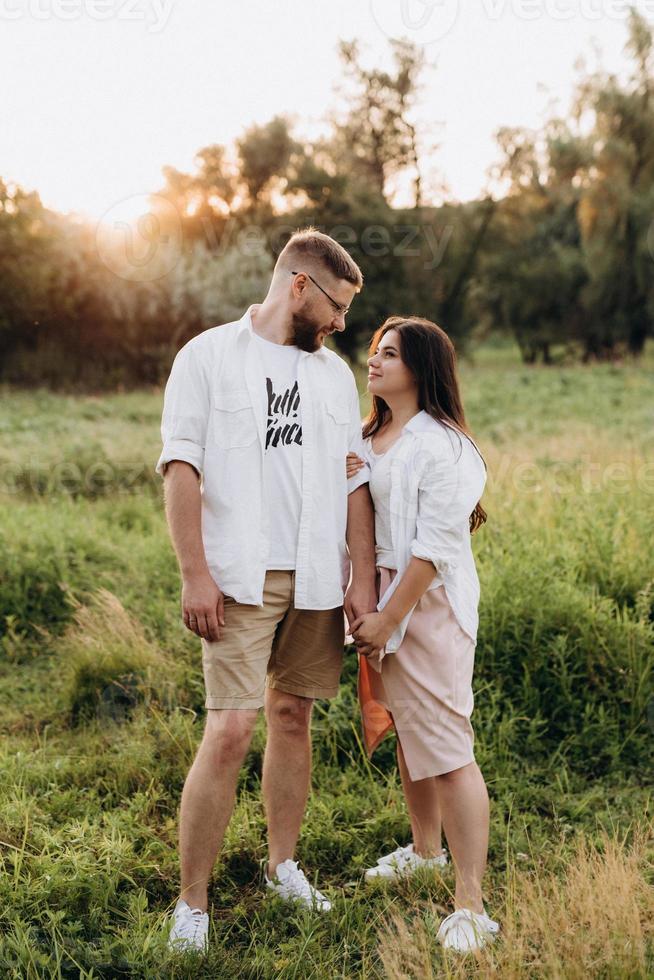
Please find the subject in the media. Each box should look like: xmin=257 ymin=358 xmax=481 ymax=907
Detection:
xmin=396 ymin=739 xmax=445 ymax=857
xmin=435 ymin=760 xmax=490 ymax=913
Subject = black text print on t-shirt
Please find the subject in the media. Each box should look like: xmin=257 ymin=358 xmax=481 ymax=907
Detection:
xmin=266 ymin=378 xmax=302 ymax=449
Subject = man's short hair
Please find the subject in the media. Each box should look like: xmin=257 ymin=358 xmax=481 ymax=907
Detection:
xmin=276 ymin=227 xmax=363 ymax=290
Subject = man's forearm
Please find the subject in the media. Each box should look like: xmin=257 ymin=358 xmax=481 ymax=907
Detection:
xmin=162 ymin=461 xmax=209 ymax=579
xmin=346 ymin=484 xmax=377 ymax=580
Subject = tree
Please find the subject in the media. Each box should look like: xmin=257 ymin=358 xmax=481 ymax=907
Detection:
xmin=574 ymin=9 xmax=654 ymax=357
xmin=332 ymin=39 xmax=431 ymax=208
xmin=236 ymin=116 xmax=298 ymax=208
xmin=475 ymin=121 xmax=590 ymax=362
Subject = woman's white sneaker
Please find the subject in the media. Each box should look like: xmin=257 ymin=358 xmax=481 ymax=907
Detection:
xmin=265 ymin=859 xmax=332 ymax=911
xmin=436 ymin=906 xmax=500 ymax=952
xmin=167 ymin=898 xmax=209 ymax=953
xmin=365 ymin=843 xmax=449 ymax=880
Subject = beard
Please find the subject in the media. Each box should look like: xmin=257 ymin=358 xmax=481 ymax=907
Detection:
xmin=291 ymin=309 xmax=330 ymax=353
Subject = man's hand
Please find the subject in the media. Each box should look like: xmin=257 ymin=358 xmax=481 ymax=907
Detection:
xmin=181 ymin=570 xmax=225 ymax=642
xmin=344 ymin=578 xmax=378 ymax=634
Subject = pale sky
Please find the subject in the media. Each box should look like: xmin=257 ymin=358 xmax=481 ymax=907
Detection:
xmin=1 ymin=0 xmax=651 ymax=222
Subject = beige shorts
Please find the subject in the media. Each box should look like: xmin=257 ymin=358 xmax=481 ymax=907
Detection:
xmin=201 ymin=569 xmax=345 ymax=710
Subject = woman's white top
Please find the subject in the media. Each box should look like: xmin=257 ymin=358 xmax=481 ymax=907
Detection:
xmin=361 ymin=410 xmax=487 ymax=655
xmin=366 ymin=440 xmax=397 ymax=569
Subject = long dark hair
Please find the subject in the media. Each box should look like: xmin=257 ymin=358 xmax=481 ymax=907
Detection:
xmin=363 ymin=315 xmax=487 ymax=533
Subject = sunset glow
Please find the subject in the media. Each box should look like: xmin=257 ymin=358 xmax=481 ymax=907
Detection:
xmin=2 ymin=0 xmax=647 ymax=223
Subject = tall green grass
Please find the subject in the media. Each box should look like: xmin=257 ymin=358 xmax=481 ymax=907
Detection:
xmin=0 ymin=340 xmax=652 ymax=976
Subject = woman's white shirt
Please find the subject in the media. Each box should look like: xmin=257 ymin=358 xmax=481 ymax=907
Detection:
xmin=361 ymin=411 xmax=487 ymax=655
xmin=366 ymin=441 xmax=397 ymax=569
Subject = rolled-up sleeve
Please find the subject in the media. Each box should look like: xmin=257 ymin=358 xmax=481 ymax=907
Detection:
xmin=410 ymin=440 xmax=468 ymax=577
xmin=345 ymin=372 xmax=370 ymax=495
xmin=155 ymin=338 xmax=210 ymax=478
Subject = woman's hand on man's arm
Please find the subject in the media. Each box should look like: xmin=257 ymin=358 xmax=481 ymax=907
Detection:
xmin=346 ymin=452 xmax=366 ymax=480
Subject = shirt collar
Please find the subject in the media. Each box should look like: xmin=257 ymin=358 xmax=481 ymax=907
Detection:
xmin=404 ymin=410 xmax=485 ymax=462
xmin=237 ymin=304 xmax=330 ymax=360
xmin=403 ymin=410 xmax=436 ymax=434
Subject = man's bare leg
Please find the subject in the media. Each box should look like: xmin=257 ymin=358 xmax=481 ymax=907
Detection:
xmin=178 ymin=707 xmax=259 ymax=911
xmin=262 ymin=688 xmax=313 ymax=875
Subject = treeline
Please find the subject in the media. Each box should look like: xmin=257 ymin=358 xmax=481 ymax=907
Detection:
xmin=1 ymin=11 xmax=653 ymax=388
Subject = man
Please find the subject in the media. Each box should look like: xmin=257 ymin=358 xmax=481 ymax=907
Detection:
xmin=155 ymin=228 xmax=377 ymax=953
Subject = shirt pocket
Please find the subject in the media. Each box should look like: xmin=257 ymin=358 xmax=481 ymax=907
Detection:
xmin=324 ymin=399 xmax=350 ymax=460
xmin=212 ymin=390 xmax=258 ymax=450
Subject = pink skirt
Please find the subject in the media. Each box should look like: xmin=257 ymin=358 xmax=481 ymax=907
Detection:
xmin=358 ymin=567 xmax=477 ymax=781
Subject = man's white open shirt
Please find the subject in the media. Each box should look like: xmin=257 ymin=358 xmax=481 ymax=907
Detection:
xmin=155 ymin=305 xmax=370 ymax=610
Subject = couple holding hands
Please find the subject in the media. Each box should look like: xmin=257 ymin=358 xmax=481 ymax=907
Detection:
xmin=156 ymin=229 xmax=499 ymax=955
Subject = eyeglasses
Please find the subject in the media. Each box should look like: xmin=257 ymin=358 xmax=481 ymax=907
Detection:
xmin=290 ymin=270 xmax=351 ymax=317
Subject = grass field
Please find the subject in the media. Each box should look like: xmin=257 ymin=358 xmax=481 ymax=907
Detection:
xmin=1 ymin=340 xmax=653 ymax=978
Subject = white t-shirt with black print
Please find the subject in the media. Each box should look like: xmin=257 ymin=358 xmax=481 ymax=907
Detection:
xmin=253 ymin=332 xmax=303 ymax=570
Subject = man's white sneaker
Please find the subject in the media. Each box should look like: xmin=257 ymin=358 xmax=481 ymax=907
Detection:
xmin=437 ymin=906 xmax=500 ymax=952
xmin=365 ymin=843 xmax=449 ymax=880
xmin=265 ymin=859 xmax=332 ymax=912
xmin=167 ymin=897 xmax=209 ymax=954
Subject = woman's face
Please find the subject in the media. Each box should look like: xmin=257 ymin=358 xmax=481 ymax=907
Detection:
xmin=367 ymin=329 xmax=417 ymax=401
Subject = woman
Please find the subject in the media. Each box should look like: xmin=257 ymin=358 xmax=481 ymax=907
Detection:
xmin=347 ymin=316 xmax=500 ymax=954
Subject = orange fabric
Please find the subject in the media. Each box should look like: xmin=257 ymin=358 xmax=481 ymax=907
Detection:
xmin=356 ymin=564 xmax=477 ymax=780
xmin=358 ymin=651 xmax=394 ymax=757
xmin=357 ymin=566 xmax=395 ymax=757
